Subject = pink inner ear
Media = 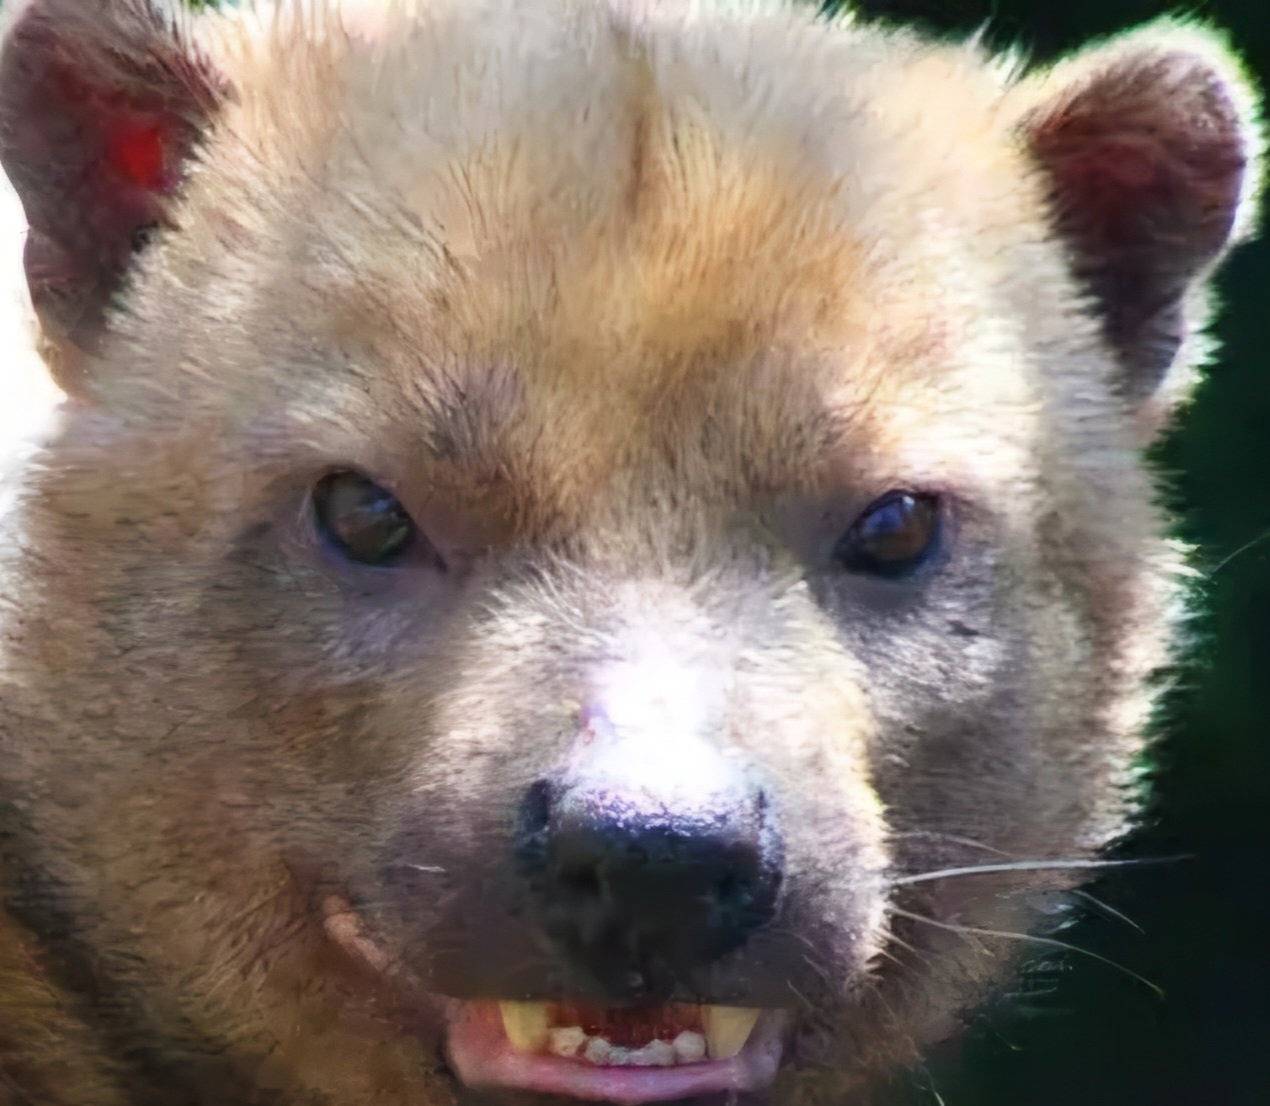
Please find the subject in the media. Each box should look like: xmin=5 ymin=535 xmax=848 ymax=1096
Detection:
xmin=1032 ymin=89 xmax=1246 ymax=266
xmin=0 ymin=0 xmax=229 ymax=373
xmin=1059 ymin=136 xmax=1162 ymax=192
xmin=47 ymin=64 xmax=180 ymax=197
xmin=106 ymin=120 xmax=169 ymax=192
xmin=1041 ymin=131 xmax=1175 ymax=244
xmin=1025 ymin=57 xmax=1249 ymax=406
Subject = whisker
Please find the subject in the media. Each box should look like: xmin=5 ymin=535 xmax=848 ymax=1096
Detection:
xmin=871 ymin=945 xmax=914 ymax=976
xmin=783 ymin=979 xmax=815 ymax=1015
xmin=891 ymin=907 xmax=1163 ymax=999
xmin=799 ymin=952 xmax=837 ymax=988
xmin=917 ymin=1065 xmax=948 ymax=1106
xmin=891 ymin=854 xmax=1190 ymax=886
xmin=857 ymin=976 xmax=923 ymax=1090
xmin=1067 ymin=889 xmax=1145 ymax=934
xmin=1208 ymin=527 xmax=1270 ymax=576
xmin=881 ymin=928 xmax=926 ymax=961
xmin=889 ymin=831 xmax=1013 ymax=857
xmin=878 ymin=924 xmax=937 ymax=971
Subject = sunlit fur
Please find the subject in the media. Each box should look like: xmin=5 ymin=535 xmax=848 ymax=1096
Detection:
xmin=0 ymin=1 xmax=1260 ymax=1103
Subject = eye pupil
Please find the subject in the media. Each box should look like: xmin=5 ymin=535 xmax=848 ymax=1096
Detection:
xmin=835 ymin=492 xmax=941 ymax=577
xmin=314 ymin=472 xmax=418 ymax=566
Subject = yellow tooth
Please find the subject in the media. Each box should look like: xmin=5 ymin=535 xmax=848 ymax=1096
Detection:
xmin=499 ymin=1001 xmax=550 ymax=1053
xmin=703 ymin=1006 xmax=761 ymax=1060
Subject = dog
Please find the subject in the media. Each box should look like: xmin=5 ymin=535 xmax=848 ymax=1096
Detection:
xmin=0 ymin=1 xmax=1260 ymax=1103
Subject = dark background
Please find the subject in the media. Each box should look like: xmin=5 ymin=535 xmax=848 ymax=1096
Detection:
xmin=827 ymin=1 xmax=1270 ymax=1103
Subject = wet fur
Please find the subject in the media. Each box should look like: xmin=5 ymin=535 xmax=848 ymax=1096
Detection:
xmin=0 ymin=2 xmax=1260 ymax=1103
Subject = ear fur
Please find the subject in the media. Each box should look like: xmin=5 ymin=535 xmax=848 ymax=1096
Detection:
xmin=0 ymin=0 xmax=227 ymax=392
xmin=1013 ymin=21 xmax=1262 ymax=434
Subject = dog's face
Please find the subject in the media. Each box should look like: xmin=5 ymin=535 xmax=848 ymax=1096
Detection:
xmin=0 ymin=2 xmax=1258 ymax=1104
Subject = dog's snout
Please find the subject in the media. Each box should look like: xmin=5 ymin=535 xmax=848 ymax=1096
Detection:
xmin=515 ymin=772 xmax=783 ymax=998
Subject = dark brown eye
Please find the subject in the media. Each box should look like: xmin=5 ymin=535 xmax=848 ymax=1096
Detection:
xmin=834 ymin=492 xmax=942 ymax=578
xmin=313 ymin=471 xmax=420 ymax=567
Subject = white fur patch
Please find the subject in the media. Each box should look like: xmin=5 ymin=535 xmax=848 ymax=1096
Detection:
xmin=0 ymin=171 xmax=61 ymax=515
xmin=571 ymin=617 xmax=741 ymax=821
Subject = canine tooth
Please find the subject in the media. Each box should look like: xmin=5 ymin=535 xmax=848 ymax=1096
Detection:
xmin=703 ymin=1007 xmax=761 ymax=1060
xmin=672 ymin=1030 xmax=706 ymax=1063
xmin=499 ymin=1001 xmax=549 ymax=1053
xmin=548 ymin=1026 xmax=586 ymax=1058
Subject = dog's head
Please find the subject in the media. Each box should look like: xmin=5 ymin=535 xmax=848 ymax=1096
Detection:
xmin=0 ymin=2 xmax=1259 ymax=1103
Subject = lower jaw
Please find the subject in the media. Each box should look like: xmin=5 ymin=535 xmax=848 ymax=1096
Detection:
xmin=445 ymin=1001 xmax=789 ymax=1105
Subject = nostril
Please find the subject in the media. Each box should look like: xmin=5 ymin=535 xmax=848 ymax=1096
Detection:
xmin=517 ymin=773 xmax=785 ymax=993
xmin=560 ymin=864 xmax=603 ymax=898
xmin=710 ymin=855 xmax=769 ymax=927
xmin=519 ymin=779 xmax=552 ymax=835
xmin=715 ymin=871 xmax=743 ymax=906
xmin=513 ymin=779 xmax=556 ymax=880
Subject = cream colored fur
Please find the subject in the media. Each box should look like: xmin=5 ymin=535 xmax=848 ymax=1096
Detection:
xmin=0 ymin=2 xmax=1259 ymax=1104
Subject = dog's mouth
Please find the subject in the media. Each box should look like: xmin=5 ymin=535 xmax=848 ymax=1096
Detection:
xmin=322 ymin=895 xmax=790 ymax=1103
xmin=447 ymin=999 xmax=787 ymax=1103
xmin=491 ymin=999 xmax=761 ymax=1063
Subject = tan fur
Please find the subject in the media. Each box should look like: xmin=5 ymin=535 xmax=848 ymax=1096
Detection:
xmin=0 ymin=2 xmax=1259 ymax=1103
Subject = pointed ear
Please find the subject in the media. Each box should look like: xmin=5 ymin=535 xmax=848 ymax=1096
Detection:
xmin=0 ymin=0 xmax=228 ymax=393
xmin=1013 ymin=22 xmax=1262 ymax=435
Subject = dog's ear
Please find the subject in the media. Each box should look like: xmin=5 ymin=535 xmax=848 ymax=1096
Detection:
xmin=0 ymin=0 xmax=228 ymax=392
xmin=1013 ymin=22 xmax=1262 ymax=435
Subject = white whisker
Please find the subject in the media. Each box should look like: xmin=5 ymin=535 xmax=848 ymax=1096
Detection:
xmin=891 ymin=855 xmax=1188 ymax=886
xmin=891 ymin=907 xmax=1164 ymax=999
xmin=1068 ymin=889 xmax=1145 ymax=934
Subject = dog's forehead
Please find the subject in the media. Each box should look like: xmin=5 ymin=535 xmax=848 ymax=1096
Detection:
xmin=193 ymin=3 xmax=1042 ymax=501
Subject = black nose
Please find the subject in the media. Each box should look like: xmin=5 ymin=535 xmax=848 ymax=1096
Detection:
xmin=515 ymin=779 xmax=783 ymax=998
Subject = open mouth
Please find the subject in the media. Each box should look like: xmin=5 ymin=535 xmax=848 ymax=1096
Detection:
xmin=446 ymin=999 xmax=787 ymax=1103
xmin=322 ymin=895 xmax=789 ymax=1103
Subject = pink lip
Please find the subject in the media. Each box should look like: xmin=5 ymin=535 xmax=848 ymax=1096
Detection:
xmin=444 ymin=1002 xmax=788 ymax=1104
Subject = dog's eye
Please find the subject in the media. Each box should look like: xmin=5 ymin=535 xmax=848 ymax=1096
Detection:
xmin=834 ymin=492 xmax=942 ymax=577
xmin=313 ymin=472 xmax=420 ymax=567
